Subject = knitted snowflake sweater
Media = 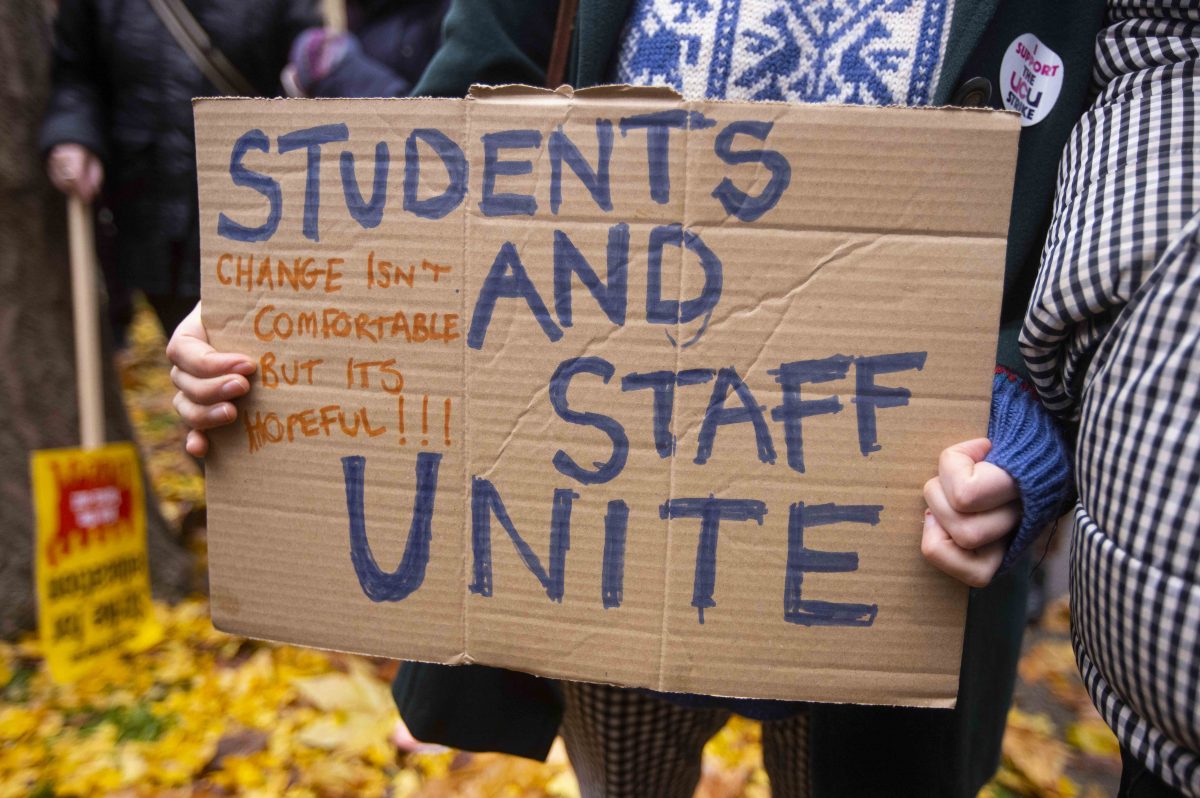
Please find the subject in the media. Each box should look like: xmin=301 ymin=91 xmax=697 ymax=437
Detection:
xmin=614 ymin=0 xmax=956 ymax=104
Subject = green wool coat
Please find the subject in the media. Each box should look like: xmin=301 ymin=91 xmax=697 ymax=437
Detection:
xmin=397 ymin=0 xmax=1106 ymax=794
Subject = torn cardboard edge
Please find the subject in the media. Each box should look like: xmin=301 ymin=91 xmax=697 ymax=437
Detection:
xmin=195 ymin=82 xmax=1023 ymax=120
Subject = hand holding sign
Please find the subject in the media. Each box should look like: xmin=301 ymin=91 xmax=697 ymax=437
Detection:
xmin=921 ymin=439 xmax=1020 ymax=588
xmin=166 ymin=302 xmax=255 ymax=456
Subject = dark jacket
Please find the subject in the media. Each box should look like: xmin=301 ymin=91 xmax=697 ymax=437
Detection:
xmin=307 ymin=0 xmax=451 ymax=98
xmin=40 ymin=0 xmax=320 ymax=297
xmin=396 ymin=0 xmax=1107 ymax=794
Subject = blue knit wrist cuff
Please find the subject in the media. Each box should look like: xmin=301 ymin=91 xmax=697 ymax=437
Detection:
xmin=984 ymin=369 xmax=1073 ymax=573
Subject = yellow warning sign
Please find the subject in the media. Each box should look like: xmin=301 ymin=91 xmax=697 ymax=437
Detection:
xmin=31 ymin=442 xmax=160 ymax=682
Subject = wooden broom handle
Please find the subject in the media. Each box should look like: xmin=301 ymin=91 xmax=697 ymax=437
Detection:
xmin=323 ymin=0 xmax=347 ymax=33
xmin=545 ymin=0 xmax=578 ymax=88
xmin=67 ymin=196 xmax=104 ymax=449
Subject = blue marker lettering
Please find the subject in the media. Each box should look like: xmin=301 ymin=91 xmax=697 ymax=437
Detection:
xmin=621 ymin=369 xmax=714 ymax=458
xmin=217 ymin=129 xmax=281 ymax=243
xmin=784 ymin=502 xmax=881 ymax=627
xmin=711 ymin=120 xmax=792 ymax=222
xmin=277 ymin=123 xmax=350 ymax=242
xmin=341 ymin=452 xmax=441 ymax=602
xmin=695 ymin=367 xmax=776 ymax=465
xmin=470 ymin=479 xmax=575 ymax=602
xmin=549 ymin=356 xmax=629 ymax=485
xmin=853 ymin=352 xmax=927 ymax=456
xmin=549 ymin=120 xmax=614 ymax=214
xmin=340 ymin=141 xmax=389 ymax=229
xmin=553 ymin=223 xmax=629 ymax=327
xmin=467 ymin=241 xmax=562 ymax=349
xmin=403 ymin=128 xmax=468 ymax=220
xmin=660 ymin=496 xmax=767 ymax=623
xmin=619 ymin=110 xmax=687 ymax=204
xmin=645 ymin=224 xmax=723 ymax=339
xmin=601 ymin=500 xmax=629 ymax=609
xmin=770 ymin=355 xmax=852 ymax=473
xmin=480 ymin=129 xmax=541 ymax=216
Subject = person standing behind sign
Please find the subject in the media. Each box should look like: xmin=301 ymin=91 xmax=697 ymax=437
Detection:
xmin=41 ymin=0 xmax=321 ymax=338
xmin=379 ymin=1 xmax=1084 ymax=796
xmin=165 ymin=2 xmax=1095 ymax=797
xmin=282 ymin=0 xmax=452 ymax=99
xmin=927 ymin=4 xmax=1200 ymax=797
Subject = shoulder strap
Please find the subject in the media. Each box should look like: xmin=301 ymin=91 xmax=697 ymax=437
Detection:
xmin=145 ymin=0 xmax=256 ymax=96
xmin=544 ymin=0 xmax=579 ymax=89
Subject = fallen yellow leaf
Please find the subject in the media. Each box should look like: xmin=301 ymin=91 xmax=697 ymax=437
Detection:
xmin=1019 ymin=641 xmax=1078 ymax=686
xmin=1067 ymin=718 xmax=1120 ymax=758
xmin=1040 ymin=597 xmax=1072 ymax=634
xmin=0 ymin=707 xmax=40 ymax=740
xmin=1002 ymin=709 xmax=1074 ymax=796
xmin=292 ymin=661 xmax=393 ymax=715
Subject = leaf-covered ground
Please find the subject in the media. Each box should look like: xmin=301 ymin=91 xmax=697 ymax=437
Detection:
xmin=0 ymin=305 xmax=1124 ymax=797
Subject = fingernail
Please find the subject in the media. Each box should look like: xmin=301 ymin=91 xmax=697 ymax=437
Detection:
xmin=220 ymin=380 xmax=244 ymax=399
xmin=209 ymin=405 xmax=233 ymax=423
xmin=231 ymin=360 xmax=256 ymax=376
xmin=924 ymin=510 xmax=933 ymax=525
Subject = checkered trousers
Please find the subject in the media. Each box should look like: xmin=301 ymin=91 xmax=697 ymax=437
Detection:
xmin=1020 ymin=4 xmax=1200 ymax=795
xmin=559 ymin=681 xmax=810 ymax=798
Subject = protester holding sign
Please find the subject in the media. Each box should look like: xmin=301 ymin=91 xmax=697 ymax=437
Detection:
xmin=168 ymin=3 xmax=1109 ymax=798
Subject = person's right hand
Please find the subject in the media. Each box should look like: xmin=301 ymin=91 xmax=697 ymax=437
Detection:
xmin=47 ymin=143 xmax=104 ymax=203
xmin=167 ymin=302 xmax=256 ymax=457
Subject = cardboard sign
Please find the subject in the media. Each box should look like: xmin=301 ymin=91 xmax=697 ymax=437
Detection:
xmin=195 ymin=87 xmax=1018 ymax=706
xmin=32 ymin=442 xmax=160 ymax=682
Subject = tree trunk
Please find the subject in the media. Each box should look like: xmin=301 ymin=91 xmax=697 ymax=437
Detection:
xmin=0 ymin=0 xmax=192 ymax=639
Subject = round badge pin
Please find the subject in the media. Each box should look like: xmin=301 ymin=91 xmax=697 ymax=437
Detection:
xmin=1000 ymin=33 xmax=1064 ymax=127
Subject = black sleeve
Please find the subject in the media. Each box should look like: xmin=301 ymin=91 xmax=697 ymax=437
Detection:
xmin=410 ymin=0 xmax=558 ymax=98
xmin=273 ymin=0 xmax=324 ymax=80
xmin=392 ymin=662 xmax=563 ymax=761
xmin=282 ymin=0 xmax=323 ymax=39
xmin=39 ymin=0 xmax=108 ymax=161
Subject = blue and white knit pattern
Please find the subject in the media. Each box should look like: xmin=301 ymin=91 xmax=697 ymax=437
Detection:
xmin=613 ymin=0 xmax=955 ymax=104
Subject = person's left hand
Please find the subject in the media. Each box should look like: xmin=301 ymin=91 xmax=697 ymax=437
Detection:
xmin=921 ymin=438 xmax=1021 ymax=588
xmin=47 ymin=143 xmax=103 ymax=202
xmin=286 ymin=27 xmax=351 ymax=97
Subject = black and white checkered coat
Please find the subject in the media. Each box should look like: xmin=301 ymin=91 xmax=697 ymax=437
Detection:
xmin=1021 ymin=3 xmax=1200 ymax=794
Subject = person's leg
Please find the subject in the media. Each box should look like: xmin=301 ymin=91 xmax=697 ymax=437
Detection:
xmin=559 ymin=682 xmax=729 ymax=798
xmin=143 ymin=293 xmax=198 ymax=339
xmin=1119 ymin=746 xmax=1189 ymax=798
xmin=103 ymin=277 xmax=134 ymax=351
xmin=761 ymin=710 xmax=811 ymax=798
